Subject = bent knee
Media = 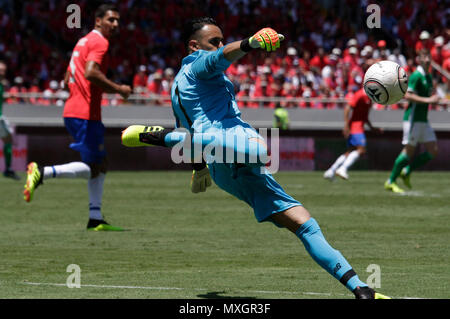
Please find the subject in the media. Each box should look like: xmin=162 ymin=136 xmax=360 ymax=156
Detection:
xmin=272 ymin=206 xmax=311 ymax=233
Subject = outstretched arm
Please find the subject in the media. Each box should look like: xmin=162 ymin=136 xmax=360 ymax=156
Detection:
xmin=223 ymin=28 xmax=285 ymax=63
xmin=192 ymin=28 xmax=285 ymax=79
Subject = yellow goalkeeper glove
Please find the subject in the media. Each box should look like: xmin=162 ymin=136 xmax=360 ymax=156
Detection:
xmin=249 ymin=28 xmax=285 ymax=52
xmin=190 ymin=167 xmax=212 ymax=193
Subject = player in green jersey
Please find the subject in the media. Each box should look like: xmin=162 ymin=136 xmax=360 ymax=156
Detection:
xmin=385 ymin=49 xmax=446 ymax=193
xmin=0 ymin=61 xmax=20 ymax=180
xmin=273 ymin=103 xmax=289 ymax=130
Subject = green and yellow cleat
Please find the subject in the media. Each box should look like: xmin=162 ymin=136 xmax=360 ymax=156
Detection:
xmin=375 ymin=292 xmax=392 ymax=299
xmin=353 ymin=286 xmax=391 ymax=299
xmin=121 ymin=125 xmax=165 ymax=147
xmin=23 ymin=162 xmax=43 ymax=202
xmin=86 ymin=219 xmax=124 ymax=231
xmin=384 ymin=180 xmax=405 ymax=194
xmin=400 ymin=169 xmax=412 ymax=189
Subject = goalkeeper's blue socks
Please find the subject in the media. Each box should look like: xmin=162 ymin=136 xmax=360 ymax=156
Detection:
xmin=164 ymin=130 xmax=268 ymax=167
xmin=295 ymin=218 xmax=368 ymax=292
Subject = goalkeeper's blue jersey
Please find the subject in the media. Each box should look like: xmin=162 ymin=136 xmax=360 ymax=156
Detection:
xmin=170 ymin=46 xmax=302 ymax=225
xmin=170 ymin=46 xmax=243 ymax=134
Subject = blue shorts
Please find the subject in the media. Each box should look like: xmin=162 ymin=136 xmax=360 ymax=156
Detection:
xmin=205 ymin=122 xmax=301 ymax=226
xmin=347 ymin=133 xmax=366 ymax=148
xmin=64 ymin=117 xmax=106 ymax=164
xmin=209 ymin=164 xmax=301 ymax=226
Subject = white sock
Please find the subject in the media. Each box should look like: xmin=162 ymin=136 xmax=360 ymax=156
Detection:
xmin=43 ymin=162 xmax=91 ymax=180
xmin=329 ymin=154 xmax=346 ymax=172
xmin=340 ymin=150 xmax=360 ymax=170
xmin=88 ymin=173 xmax=105 ymax=220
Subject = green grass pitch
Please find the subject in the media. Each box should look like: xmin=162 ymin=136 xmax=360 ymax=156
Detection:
xmin=1 ymin=171 xmax=449 ymax=299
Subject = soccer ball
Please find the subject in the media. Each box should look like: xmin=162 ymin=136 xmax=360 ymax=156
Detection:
xmin=363 ymin=60 xmax=408 ymax=105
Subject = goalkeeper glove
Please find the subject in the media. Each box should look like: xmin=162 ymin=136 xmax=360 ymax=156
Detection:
xmin=248 ymin=28 xmax=285 ymax=52
xmin=191 ymin=167 xmax=212 ymax=193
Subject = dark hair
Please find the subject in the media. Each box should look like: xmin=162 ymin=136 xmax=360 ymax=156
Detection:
xmin=95 ymin=3 xmax=119 ymax=18
xmin=181 ymin=17 xmax=218 ymax=48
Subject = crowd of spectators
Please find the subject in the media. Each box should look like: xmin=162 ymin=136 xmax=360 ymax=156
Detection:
xmin=0 ymin=0 xmax=449 ymax=109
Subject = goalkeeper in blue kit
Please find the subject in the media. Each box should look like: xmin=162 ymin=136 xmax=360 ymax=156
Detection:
xmin=122 ymin=17 xmax=390 ymax=299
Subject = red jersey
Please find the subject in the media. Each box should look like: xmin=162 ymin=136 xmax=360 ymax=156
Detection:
xmin=349 ymin=89 xmax=371 ymax=134
xmin=63 ymin=30 xmax=109 ymax=121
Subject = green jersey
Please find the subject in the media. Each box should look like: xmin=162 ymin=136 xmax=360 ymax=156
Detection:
xmin=274 ymin=107 xmax=289 ymax=130
xmin=0 ymin=82 xmax=3 ymax=116
xmin=403 ymin=65 xmax=433 ymax=123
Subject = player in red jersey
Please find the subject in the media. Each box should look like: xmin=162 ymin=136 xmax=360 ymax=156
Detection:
xmin=23 ymin=4 xmax=131 ymax=231
xmin=324 ymin=87 xmax=383 ymax=181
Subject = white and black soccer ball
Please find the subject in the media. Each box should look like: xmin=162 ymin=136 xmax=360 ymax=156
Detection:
xmin=363 ymin=60 xmax=408 ymax=105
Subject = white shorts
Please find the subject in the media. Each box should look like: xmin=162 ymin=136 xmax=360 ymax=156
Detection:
xmin=402 ymin=121 xmax=436 ymax=146
xmin=0 ymin=116 xmax=13 ymax=139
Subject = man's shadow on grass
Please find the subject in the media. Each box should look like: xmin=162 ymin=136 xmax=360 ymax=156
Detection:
xmin=197 ymin=291 xmax=256 ymax=299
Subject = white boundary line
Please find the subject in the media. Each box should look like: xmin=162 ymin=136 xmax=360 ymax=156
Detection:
xmin=21 ymin=281 xmax=425 ymax=299
xmin=23 ymin=282 xmax=192 ymax=291
xmin=21 ymin=281 xmax=346 ymax=297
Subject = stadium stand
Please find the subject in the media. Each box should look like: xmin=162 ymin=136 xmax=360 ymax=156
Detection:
xmin=0 ymin=0 xmax=448 ymax=109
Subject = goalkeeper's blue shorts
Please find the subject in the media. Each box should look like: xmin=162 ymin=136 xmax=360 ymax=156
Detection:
xmin=199 ymin=121 xmax=301 ymax=226
xmin=208 ymin=163 xmax=302 ymax=226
